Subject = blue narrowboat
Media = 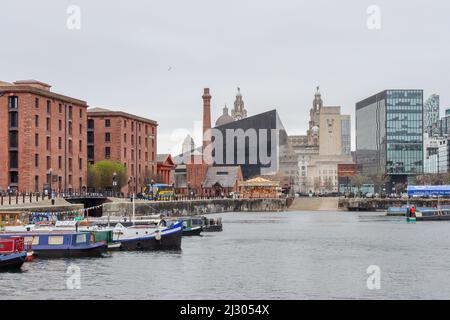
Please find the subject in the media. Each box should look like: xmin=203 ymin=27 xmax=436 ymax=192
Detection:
xmin=0 ymin=231 xmax=106 ymax=258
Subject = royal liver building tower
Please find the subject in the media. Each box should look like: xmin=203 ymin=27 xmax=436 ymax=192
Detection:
xmin=231 ymin=87 xmax=248 ymax=120
xmin=288 ymin=87 xmax=353 ymax=193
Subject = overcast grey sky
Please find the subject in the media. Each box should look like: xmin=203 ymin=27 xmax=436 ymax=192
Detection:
xmin=1 ymin=0 xmax=449 ymax=154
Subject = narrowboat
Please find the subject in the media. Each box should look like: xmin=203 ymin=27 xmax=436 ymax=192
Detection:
xmin=0 ymin=231 xmax=107 ymax=258
xmin=0 ymin=237 xmax=27 ymax=271
xmin=164 ymin=216 xmax=222 ymax=233
xmin=52 ymin=221 xmax=121 ymax=250
xmin=414 ymin=208 xmax=450 ymax=221
xmin=112 ymin=221 xmax=183 ymax=251
xmin=201 ymin=217 xmax=223 ymax=232
xmin=170 ymin=217 xmax=203 ymax=236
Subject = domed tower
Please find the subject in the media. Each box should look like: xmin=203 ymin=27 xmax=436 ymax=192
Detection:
xmin=182 ymin=134 xmax=195 ymax=154
xmin=231 ymin=87 xmax=247 ymax=120
xmin=307 ymin=86 xmax=323 ymax=146
xmin=215 ymin=104 xmax=234 ymax=127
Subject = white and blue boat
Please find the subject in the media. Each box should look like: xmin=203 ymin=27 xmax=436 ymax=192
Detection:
xmin=0 ymin=231 xmax=107 ymax=258
xmin=112 ymin=221 xmax=183 ymax=251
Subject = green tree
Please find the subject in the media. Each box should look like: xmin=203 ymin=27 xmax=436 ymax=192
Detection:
xmin=87 ymin=160 xmax=128 ymax=191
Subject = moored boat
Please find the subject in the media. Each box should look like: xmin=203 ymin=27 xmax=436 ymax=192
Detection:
xmin=201 ymin=217 xmax=223 ymax=232
xmin=175 ymin=217 xmax=203 ymax=236
xmin=112 ymin=221 xmax=183 ymax=251
xmin=0 ymin=237 xmax=27 ymax=271
xmin=0 ymin=231 xmax=107 ymax=258
xmin=414 ymin=208 xmax=450 ymax=221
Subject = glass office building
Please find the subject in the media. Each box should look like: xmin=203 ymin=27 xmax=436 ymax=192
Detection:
xmin=423 ymin=94 xmax=440 ymax=134
xmin=356 ymin=90 xmax=423 ymax=185
xmin=341 ymin=115 xmax=351 ymax=156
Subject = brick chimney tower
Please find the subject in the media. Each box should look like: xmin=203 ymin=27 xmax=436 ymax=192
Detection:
xmin=202 ymin=88 xmax=212 ymax=151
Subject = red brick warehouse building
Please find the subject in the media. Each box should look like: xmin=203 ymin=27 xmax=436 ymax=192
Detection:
xmin=0 ymin=80 xmax=88 ymax=193
xmin=87 ymin=108 xmax=158 ymax=195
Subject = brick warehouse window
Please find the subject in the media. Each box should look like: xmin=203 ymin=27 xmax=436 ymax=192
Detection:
xmin=34 ymin=154 xmax=39 ymax=167
xmin=46 ymin=137 xmax=51 ymax=151
xmin=79 ymin=140 xmax=83 ymax=152
xmin=105 ymin=119 xmax=111 ymax=127
xmin=9 ymin=112 xmax=18 ymax=128
xmin=9 ymin=151 xmax=18 ymax=169
xmin=59 ymin=120 xmax=62 ymax=131
xmin=69 ymin=140 xmax=73 ymax=154
xmin=105 ymin=147 xmax=111 ymax=159
xmin=79 ymin=158 xmax=83 ymax=170
xmin=35 ymin=97 xmax=39 ymax=109
xmin=59 ymin=103 xmax=62 ymax=113
xmin=68 ymin=122 xmax=72 ymax=135
xmin=124 ymin=133 xmax=127 ymax=143
xmin=9 ymin=132 xmax=18 ymax=148
xmin=124 ymin=148 xmax=127 ymax=158
xmin=68 ymin=158 xmax=72 ymax=171
xmin=9 ymin=172 xmax=18 ymax=184
xmin=46 ymin=118 xmax=51 ymax=131
xmin=34 ymin=176 xmax=39 ymax=192
xmin=68 ymin=106 xmax=73 ymax=119
xmin=35 ymin=115 xmax=39 ymax=127
xmin=47 ymin=100 xmax=51 ymax=114
xmin=105 ymin=132 xmax=111 ymax=142
xmin=58 ymin=156 xmax=62 ymax=169
xmin=79 ymin=109 xmax=83 ymax=119
xmin=58 ymin=137 xmax=62 ymax=150
xmin=8 ymin=96 xmax=18 ymax=109
xmin=35 ymin=133 xmax=39 ymax=147
xmin=47 ymin=156 xmax=51 ymax=170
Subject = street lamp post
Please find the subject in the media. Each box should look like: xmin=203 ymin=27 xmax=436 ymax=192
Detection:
xmin=112 ymin=172 xmax=117 ymax=197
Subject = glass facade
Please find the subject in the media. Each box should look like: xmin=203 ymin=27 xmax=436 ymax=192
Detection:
xmin=423 ymin=94 xmax=440 ymax=134
xmin=356 ymin=90 xmax=423 ymax=179
xmin=340 ymin=116 xmax=351 ymax=156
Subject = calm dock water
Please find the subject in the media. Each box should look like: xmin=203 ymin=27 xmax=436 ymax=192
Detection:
xmin=2 ymin=211 xmax=450 ymax=299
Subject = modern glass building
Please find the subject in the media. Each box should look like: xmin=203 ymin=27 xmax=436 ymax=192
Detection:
xmin=341 ymin=115 xmax=351 ymax=156
xmin=356 ymin=90 xmax=423 ymax=186
xmin=423 ymin=94 xmax=440 ymax=134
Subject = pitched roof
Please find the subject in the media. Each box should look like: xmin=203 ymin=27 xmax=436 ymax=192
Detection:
xmin=87 ymin=107 xmax=158 ymax=125
xmin=157 ymin=154 xmax=175 ymax=166
xmin=202 ymin=166 xmax=241 ymax=188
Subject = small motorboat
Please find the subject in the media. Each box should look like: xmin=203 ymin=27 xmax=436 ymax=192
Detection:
xmin=112 ymin=221 xmax=183 ymax=251
xmin=0 ymin=237 xmax=27 ymax=271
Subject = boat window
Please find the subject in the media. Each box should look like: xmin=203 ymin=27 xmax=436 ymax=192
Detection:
xmin=48 ymin=236 xmax=64 ymax=245
xmin=76 ymin=234 xmax=87 ymax=244
xmin=24 ymin=236 xmax=39 ymax=245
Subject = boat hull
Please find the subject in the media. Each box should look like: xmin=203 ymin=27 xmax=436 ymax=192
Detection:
xmin=182 ymin=226 xmax=202 ymax=236
xmin=114 ymin=229 xmax=182 ymax=251
xmin=416 ymin=215 xmax=450 ymax=221
xmin=32 ymin=243 xmax=107 ymax=258
xmin=202 ymin=225 xmax=223 ymax=232
xmin=0 ymin=252 xmax=27 ymax=271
